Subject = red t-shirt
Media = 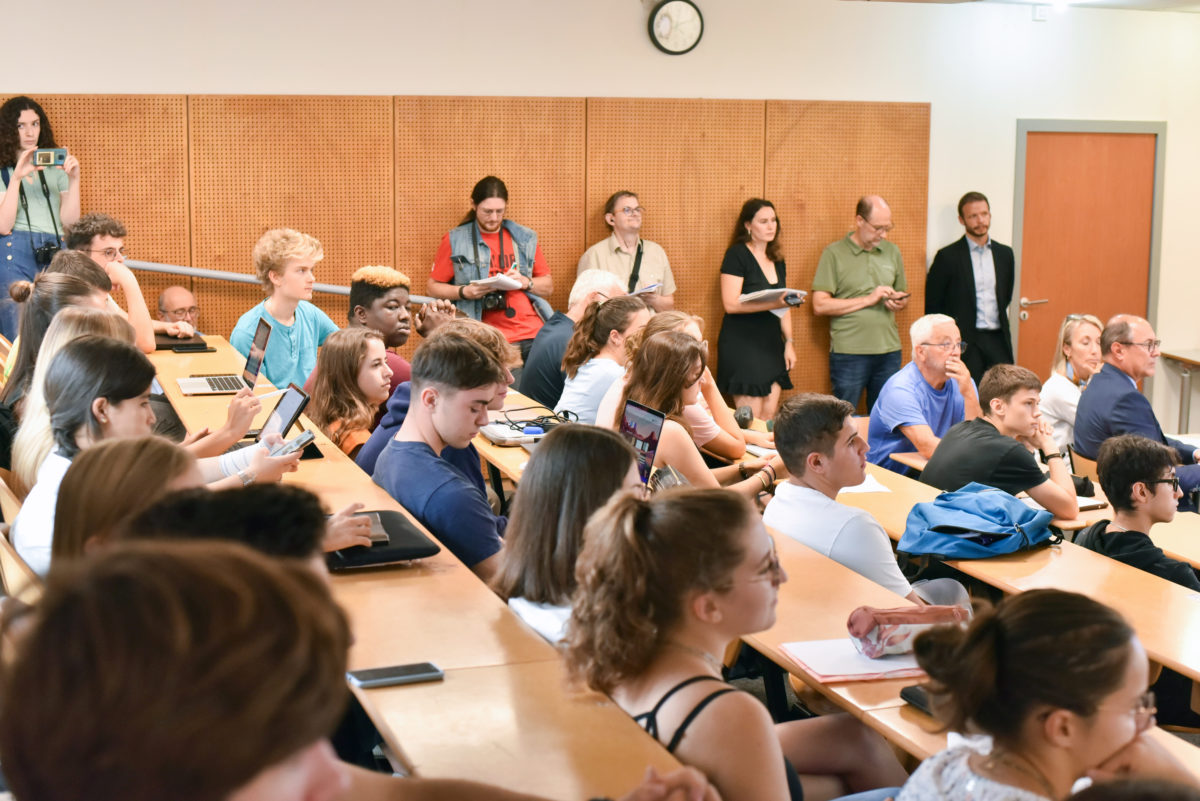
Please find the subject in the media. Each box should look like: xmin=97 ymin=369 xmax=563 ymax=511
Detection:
xmin=431 ymin=228 xmax=549 ymax=343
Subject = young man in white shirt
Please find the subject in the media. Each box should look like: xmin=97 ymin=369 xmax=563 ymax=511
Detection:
xmin=765 ymin=392 xmax=968 ymax=607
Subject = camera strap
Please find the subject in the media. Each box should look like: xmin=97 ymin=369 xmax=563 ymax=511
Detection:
xmin=627 ymin=240 xmax=644 ymax=294
xmin=5 ymin=168 xmax=61 ymax=265
xmin=472 ymin=221 xmax=517 ymax=318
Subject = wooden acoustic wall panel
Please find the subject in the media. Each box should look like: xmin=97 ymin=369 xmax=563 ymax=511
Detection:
xmin=5 ymin=94 xmax=189 ymax=317
xmin=394 ymin=96 xmax=586 ymax=321
xmin=765 ymin=101 xmax=930 ymax=400
xmin=189 ymin=96 xmax=394 ymax=338
xmin=585 ymin=98 xmax=765 ymax=381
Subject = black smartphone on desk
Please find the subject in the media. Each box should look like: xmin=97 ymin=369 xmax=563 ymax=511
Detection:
xmin=348 ymin=662 xmax=444 ymax=689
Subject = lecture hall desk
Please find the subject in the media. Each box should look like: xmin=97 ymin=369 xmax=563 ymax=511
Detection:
xmin=151 ymin=340 xmax=683 ymax=798
xmin=836 ymin=463 xmax=1200 ymax=684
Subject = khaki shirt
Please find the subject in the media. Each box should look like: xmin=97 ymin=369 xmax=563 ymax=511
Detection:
xmin=813 ymin=233 xmax=906 ymax=354
xmin=577 ymin=233 xmax=676 ymax=295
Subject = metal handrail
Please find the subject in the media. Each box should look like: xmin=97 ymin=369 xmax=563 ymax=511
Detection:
xmin=125 ymin=259 xmax=434 ymax=304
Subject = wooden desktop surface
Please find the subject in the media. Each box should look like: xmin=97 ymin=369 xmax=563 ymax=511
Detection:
xmin=150 ymin=342 xmax=683 ymax=792
xmin=359 ymin=660 xmax=677 ymax=800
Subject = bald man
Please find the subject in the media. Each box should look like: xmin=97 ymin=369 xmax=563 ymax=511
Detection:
xmin=1074 ymin=314 xmax=1200 ymax=508
xmin=812 ymin=195 xmax=910 ymax=411
xmin=157 ymin=285 xmax=200 ymax=334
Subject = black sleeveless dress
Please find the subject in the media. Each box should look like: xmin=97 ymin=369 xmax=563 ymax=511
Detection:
xmin=716 ymin=245 xmax=794 ymax=398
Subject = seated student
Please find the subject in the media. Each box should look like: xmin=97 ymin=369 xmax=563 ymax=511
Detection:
xmin=372 ymin=334 xmax=508 ymax=579
xmin=565 ymin=488 xmax=909 ymax=801
xmin=1041 ymin=312 xmax=1103 ymax=459
xmin=11 ymin=307 xmax=139 ymax=494
xmin=595 ymin=310 xmax=770 ymax=459
xmin=1077 ymin=434 xmax=1200 ymax=728
xmin=0 ymin=270 xmax=108 ymax=414
xmin=603 ymin=330 xmax=782 ymax=501
xmin=0 ymin=540 xmax=712 ymax=801
xmin=765 ymin=393 xmax=968 ymax=607
xmin=304 ymin=265 xmax=456 ymax=402
xmin=12 ymin=336 xmax=299 ymax=575
xmin=867 ymin=313 xmax=981 ymax=473
xmin=491 ymin=424 xmax=641 ymax=643
xmin=50 ymin=436 xmax=203 ymax=566
xmin=899 ymin=589 xmax=1197 ymax=800
xmin=519 ymin=269 xmax=625 ymax=408
xmin=231 ymin=228 xmax=339 ymax=389
xmin=65 ymin=212 xmax=186 ymax=350
xmin=555 ymin=295 xmax=649 ymax=424
xmin=1074 ymin=315 xmax=1200 ymax=508
xmin=356 ymin=318 xmax=520 ymax=477
xmin=308 ymin=328 xmax=393 ymax=458
xmin=920 ymin=364 xmax=1078 ymax=520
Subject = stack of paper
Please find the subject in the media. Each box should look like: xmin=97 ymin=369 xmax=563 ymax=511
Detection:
xmin=471 ymin=274 xmax=523 ymax=291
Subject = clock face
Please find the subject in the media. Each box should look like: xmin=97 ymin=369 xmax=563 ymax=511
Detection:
xmin=649 ymin=0 xmax=703 ymax=56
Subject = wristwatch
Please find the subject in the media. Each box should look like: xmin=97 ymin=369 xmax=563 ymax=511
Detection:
xmin=236 ymin=468 xmax=256 ymax=486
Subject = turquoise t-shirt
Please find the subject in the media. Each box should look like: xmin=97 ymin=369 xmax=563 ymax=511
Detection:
xmin=230 ymin=300 xmax=338 ymax=389
xmin=1 ymin=166 xmax=69 ymax=234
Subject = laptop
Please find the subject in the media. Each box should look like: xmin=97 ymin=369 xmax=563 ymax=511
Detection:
xmin=154 ymin=332 xmax=208 ymax=351
xmin=176 ymin=317 xmax=272 ymax=395
xmin=618 ymin=399 xmax=666 ymax=484
xmin=479 ymin=410 xmax=560 ymax=446
xmin=325 ymin=510 xmax=441 ymax=571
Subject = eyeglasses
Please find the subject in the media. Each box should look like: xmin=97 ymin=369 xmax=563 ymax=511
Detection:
xmin=920 ymin=340 xmax=967 ymax=353
xmin=618 ymin=206 xmax=644 ymax=216
xmin=860 ymin=219 xmax=894 ymax=234
xmin=88 ymin=247 xmax=127 ymax=261
xmin=1098 ymin=690 xmax=1156 ymax=732
xmin=1146 ymin=476 xmax=1181 ymax=492
xmin=164 ymin=306 xmax=200 ymax=320
xmin=1118 ymin=339 xmax=1163 ymax=353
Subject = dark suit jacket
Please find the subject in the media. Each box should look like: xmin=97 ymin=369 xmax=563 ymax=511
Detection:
xmin=925 ymin=236 xmax=1014 ymax=356
xmin=1073 ymin=362 xmax=1194 ymax=463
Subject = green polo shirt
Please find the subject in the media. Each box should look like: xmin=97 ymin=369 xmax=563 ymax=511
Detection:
xmin=812 ymin=233 xmax=906 ymax=355
xmin=1 ymin=166 xmax=70 ymax=235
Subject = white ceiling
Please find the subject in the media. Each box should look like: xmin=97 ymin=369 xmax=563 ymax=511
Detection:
xmin=856 ymin=0 xmax=1200 ymax=12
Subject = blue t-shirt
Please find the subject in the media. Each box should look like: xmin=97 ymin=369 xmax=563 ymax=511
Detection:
xmin=230 ymin=300 xmax=338 ymax=390
xmin=372 ymin=439 xmax=505 ymax=568
xmin=867 ymin=361 xmax=970 ymax=473
xmin=356 ymin=381 xmax=485 ymax=493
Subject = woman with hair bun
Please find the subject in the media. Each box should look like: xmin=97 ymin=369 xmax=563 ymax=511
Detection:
xmin=554 ymin=294 xmax=649 ymax=424
xmin=565 ymin=487 xmax=908 ymax=801
xmin=899 ymin=589 xmax=1198 ymax=800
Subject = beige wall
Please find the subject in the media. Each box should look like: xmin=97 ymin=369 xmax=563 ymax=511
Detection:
xmin=15 ymin=0 xmax=1200 ymax=423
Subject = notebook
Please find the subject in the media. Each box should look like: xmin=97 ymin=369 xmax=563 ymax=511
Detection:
xmin=325 ymin=510 xmax=441 ymax=571
xmin=176 ymin=318 xmax=271 ymax=395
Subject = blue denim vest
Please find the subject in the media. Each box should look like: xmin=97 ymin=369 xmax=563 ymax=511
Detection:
xmin=447 ymin=220 xmax=553 ymax=322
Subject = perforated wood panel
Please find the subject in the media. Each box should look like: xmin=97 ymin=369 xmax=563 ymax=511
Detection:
xmin=5 ymin=94 xmax=190 ymax=316
xmin=765 ymin=101 xmax=930 ymax=401
xmin=585 ymin=98 xmax=765 ymax=381
xmin=188 ymin=96 xmax=395 ymax=338
xmin=395 ymin=96 xmax=586 ymax=320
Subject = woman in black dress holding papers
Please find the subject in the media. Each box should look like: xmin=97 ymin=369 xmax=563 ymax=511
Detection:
xmin=717 ymin=198 xmax=797 ymax=421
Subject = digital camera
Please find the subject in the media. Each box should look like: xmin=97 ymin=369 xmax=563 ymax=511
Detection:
xmin=33 ymin=148 xmax=68 ymax=167
xmin=481 ymin=292 xmax=507 ymax=312
xmin=33 ymin=241 xmax=61 ymax=266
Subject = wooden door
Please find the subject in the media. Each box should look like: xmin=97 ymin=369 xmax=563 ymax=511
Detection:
xmin=1016 ymin=132 xmax=1156 ymax=378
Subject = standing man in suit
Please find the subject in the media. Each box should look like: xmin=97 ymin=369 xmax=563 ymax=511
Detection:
xmin=925 ymin=192 xmax=1015 ymax=383
xmin=1074 ymin=314 xmax=1200 ymax=509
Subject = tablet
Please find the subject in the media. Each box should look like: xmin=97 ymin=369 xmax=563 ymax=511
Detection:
xmin=618 ymin=399 xmax=666 ymax=484
xmin=255 ymin=384 xmax=309 ymax=442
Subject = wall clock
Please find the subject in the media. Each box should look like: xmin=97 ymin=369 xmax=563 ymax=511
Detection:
xmin=648 ymin=0 xmax=704 ymax=56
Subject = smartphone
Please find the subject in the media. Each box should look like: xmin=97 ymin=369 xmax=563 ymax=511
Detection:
xmin=348 ymin=662 xmax=444 ymax=689
xmin=269 ymin=429 xmax=315 ymax=457
xmin=33 ymin=148 xmax=68 ymax=167
xmin=891 ymin=292 xmax=911 ymax=300
xmin=618 ymin=399 xmax=667 ymax=484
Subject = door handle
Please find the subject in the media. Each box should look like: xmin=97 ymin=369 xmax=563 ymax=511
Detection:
xmin=1020 ymin=297 xmax=1050 ymax=308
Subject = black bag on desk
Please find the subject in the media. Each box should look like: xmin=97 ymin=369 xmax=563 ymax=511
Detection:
xmin=326 ymin=509 xmax=440 ymax=571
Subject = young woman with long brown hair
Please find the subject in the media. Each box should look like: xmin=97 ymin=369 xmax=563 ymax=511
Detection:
xmin=308 ymin=327 xmax=394 ymax=458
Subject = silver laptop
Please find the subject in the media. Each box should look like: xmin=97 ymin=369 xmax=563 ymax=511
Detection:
xmin=176 ymin=317 xmax=272 ymax=395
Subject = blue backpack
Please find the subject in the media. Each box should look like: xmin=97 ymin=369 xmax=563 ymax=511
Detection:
xmin=898 ymin=482 xmax=1060 ymax=560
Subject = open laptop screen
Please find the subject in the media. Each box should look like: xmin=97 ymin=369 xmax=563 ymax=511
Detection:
xmin=242 ymin=318 xmax=272 ymax=388
xmin=618 ymin=400 xmax=666 ymax=484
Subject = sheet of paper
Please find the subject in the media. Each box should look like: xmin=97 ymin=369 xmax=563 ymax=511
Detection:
xmin=838 ymin=473 xmax=891 ymax=494
xmin=745 ymin=443 xmax=778 ymax=459
xmin=471 ymin=274 xmax=523 ymax=291
xmin=630 ymin=283 xmax=661 ymax=296
xmin=782 ymin=638 xmax=925 ymax=683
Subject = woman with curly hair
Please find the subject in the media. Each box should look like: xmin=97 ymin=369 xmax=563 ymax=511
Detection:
xmin=0 ymin=96 xmax=82 ymax=340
